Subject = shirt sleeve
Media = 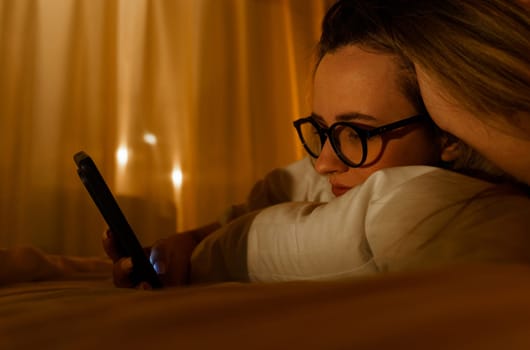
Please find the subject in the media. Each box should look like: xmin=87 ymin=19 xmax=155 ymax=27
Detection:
xmin=219 ymin=157 xmax=334 ymax=224
xmin=192 ymin=166 xmax=530 ymax=284
xmin=366 ymin=172 xmax=530 ymax=272
xmin=191 ymin=166 xmax=437 ymax=283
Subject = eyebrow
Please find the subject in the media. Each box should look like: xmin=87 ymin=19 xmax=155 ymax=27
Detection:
xmin=311 ymin=112 xmax=378 ymax=124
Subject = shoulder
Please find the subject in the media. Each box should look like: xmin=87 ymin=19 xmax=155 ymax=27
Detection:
xmin=364 ymin=166 xmax=530 ymax=271
xmin=269 ymin=157 xmax=333 ymax=202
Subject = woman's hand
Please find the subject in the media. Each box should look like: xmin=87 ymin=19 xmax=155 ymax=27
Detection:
xmin=415 ymin=65 xmax=530 ymax=185
xmin=102 ymin=222 xmax=220 ymax=288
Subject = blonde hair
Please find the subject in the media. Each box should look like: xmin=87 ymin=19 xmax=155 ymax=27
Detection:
xmin=390 ymin=0 xmax=530 ymax=121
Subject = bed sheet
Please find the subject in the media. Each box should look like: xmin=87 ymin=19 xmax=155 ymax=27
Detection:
xmin=2 ymin=252 xmax=530 ymax=349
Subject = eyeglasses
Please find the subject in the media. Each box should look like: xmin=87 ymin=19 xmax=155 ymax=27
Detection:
xmin=293 ymin=114 xmax=429 ymax=168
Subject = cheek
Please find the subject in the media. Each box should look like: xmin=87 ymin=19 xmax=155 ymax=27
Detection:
xmin=379 ymin=129 xmax=440 ymax=166
xmin=333 ymin=128 xmax=441 ymax=189
xmin=339 ymin=130 xmax=440 ymax=187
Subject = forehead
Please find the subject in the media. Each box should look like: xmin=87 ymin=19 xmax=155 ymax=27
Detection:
xmin=313 ymin=45 xmax=416 ymax=123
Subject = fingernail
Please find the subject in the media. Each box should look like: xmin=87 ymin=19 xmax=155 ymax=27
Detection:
xmin=153 ymin=261 xmax=166 ymax=275
xmin=121 ymin=258 xmax=133 ymax=272
xmin=103 ymin=229 xmax=111 ymax=240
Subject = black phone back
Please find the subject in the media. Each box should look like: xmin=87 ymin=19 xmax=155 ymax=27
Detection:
xmin=74 ymin=151 xmax=162 ymax=288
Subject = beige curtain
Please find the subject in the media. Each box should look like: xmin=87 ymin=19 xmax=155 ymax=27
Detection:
xmin=0 ymin=0 xmax=330 ymax=256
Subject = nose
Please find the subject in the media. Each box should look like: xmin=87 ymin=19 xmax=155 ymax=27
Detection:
xmin=313 ymin=140 xmax=349 ymax=175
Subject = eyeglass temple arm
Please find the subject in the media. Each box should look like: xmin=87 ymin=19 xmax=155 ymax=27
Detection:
xmin=367 ymin=114 xmax=429 ymax=137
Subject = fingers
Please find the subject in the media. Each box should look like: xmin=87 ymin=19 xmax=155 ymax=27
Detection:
xmin=103 ymin=229 xmax=159 ymax=289
xmin=102 ymin=229 xmax=121 ymax=262
xmin=112 ymin=257 xmax=134 ymax=288
xmin=105 ymin=231 xmax=197 ymax=288
xmin=112 ymin=257 xmax=155 ymax=290
xmin=149 ymin=234 xmax=195 ymax=286
xmin=103 ymin=229 xmax=157 ymax=289
xmin=149 ymin=244 xmax=165 ymax=274
xmin=149 ymin=243 xmax=171 ymax=283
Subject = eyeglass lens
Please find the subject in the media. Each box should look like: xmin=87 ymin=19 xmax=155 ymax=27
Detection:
xmin=299 ymin=122 xmax=366 ymax=165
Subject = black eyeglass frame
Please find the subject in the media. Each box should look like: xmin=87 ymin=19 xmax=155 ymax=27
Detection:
xmin=293 ymin=114 xmax=430 ymax=168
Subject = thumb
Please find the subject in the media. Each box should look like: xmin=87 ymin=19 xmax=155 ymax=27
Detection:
xmin=149 ymin=245 xmax=167 ymax=276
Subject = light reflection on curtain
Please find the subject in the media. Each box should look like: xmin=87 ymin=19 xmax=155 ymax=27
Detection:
xmin=0 ymin=0 xmax=331 ymax=256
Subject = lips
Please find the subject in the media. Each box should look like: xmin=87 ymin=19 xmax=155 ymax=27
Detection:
xmin=331 ymin=184 xmax=351 ymax=197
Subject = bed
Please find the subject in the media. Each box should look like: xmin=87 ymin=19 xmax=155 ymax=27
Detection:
xmin=2 ymin=246 xmax=530 ymax=349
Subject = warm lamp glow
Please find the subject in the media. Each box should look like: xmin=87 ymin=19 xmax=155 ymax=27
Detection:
xmin=143 ymin=133 xmax=157 ymax=145
xmin=171 ymin=167 xmax=183 ymax=189
xmin=117 ymin=146 xmax=129 ymax=167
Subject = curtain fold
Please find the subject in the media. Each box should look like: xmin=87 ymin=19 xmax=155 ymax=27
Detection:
xmin=0 ymin=0 xmax=330 ymax=256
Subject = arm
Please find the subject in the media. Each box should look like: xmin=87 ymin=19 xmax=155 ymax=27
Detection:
xmin=104 ymin=157 xmax=331 ymax=287
xmin=415 ymin=66 xmax=530 ymax=186
xmin=103 ymin=222 xmax=221 ymax=288
xmin=221 ymin=157 xmax=333 ymax=224
xmin=190 ymin=166 xmax=439 ymax=283
xmin=191 ymin=166 xmax=530 ymax=283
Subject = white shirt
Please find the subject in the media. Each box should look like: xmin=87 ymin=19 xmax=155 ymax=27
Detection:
xmin=191 ymin=162 xmax=530 ymax=283
xmin=219 ymin=157 xmax=334 ymax=223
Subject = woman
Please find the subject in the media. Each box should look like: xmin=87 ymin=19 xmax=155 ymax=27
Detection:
xmin=189 ymin=0 xmax=529 ymax=283
xmin=106 ymin=0 xmax=530 ymax=287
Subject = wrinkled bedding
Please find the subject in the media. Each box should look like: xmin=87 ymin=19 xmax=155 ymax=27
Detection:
xmin=2 ymin=247 xmax=530 ymax=349
xmin=0 ymin=247 xmax=112 ymax=285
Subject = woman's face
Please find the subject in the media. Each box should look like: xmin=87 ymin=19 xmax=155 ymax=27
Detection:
xmin=312 ymin=45 xmax=442 ymax=196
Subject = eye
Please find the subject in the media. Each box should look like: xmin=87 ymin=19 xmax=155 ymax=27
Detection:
xmin=334 ymin=125 xmax=360 ymax=140
xmin=310 ymin=127 xmax=321 ymax=136
xmin=346 ymin=128 xmax=360 ymax=140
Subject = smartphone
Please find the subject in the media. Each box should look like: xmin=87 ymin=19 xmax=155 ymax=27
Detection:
xmin=74 ymin=151 xmax=163 ymax=288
